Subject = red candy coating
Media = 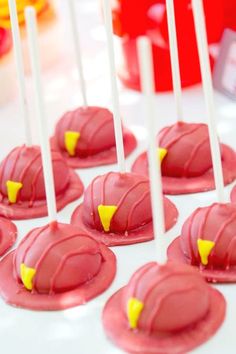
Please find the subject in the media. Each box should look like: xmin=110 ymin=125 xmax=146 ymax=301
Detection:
xmin=132 ymin=122 xmax=236 ymax=195
xmin=51 ymin=106 xmax=137 ymax=168
xmin=0 ymin=222 xmax=116 ymax=310
xmin=103 ymin=262 xmax=226 ymax=354
xmin=159 ymin=122 xmax=213 ymax=178
xmin=14 ymin=222 xmax=103 ymax=294
xmin=123 ymin=262 xmax=210 ymax=333
xmin=0 ymin=145 xmax=84 ymax=219
xmin=55 ymin=106 xmax=116 ymax=157
xmin=0 ymin=217 xmax=17 ymax=256
xmin=0 ymin=145 xmax=69 ymax=203
xmin=71 ymin=172 xmax=178 ymax=246
xmin=83 ymin=172 xmax=152 ymax=233
xmin=168 ymin=203 xmax=236 ymax=282
xmin=230 ymin=185 xmax=236 ymax=203
xmin=181 ymin=203 xmax=236 ymax=268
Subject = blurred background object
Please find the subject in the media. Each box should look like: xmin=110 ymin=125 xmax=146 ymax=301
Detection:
xmin=111 ymin=0 xmax=224 ymax=92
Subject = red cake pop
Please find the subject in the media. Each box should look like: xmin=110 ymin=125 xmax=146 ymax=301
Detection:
xmin=50 ymin=0 xmax=136 ymax=169
xmin=71 ymin=171 xmax=178 ymax=246
xmin=0 ymin=145 xmax=84 ymax=219
xmin=51 ymin=106 xmax=137 ymax=168
xmin=0 ymin=11 xmax=116 ymax=311
xmin=168 ymin=0 xmax=236 ymax=283
xmin=0 ymin=222 xmax=116 ymax=310
xmin=103 ymin=262 xmax=225 ymax=353
xmin=0 ymin=217 xmax=17 ymax=256
xmin=168 ymin=202 xmax=236 ymax=282
xmin=132 ymin=121 xmax=236 ymax=194
xmin=230 ymin=184 xmax=236 ymax=203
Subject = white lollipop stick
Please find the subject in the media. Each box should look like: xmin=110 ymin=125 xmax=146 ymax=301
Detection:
xmin=67 ymin=0 xmax=87 ymax=107
xmin=138 ymin=36 xmax=166 ymax=265
xmin=192 ymin=0 xmax=225 ymax=203
xmin=8 ymin=0 xmax=31 ymax=145
xmin=166 ymin=0 xmax=183 ymax=122
xmin=25 ymin=7 xmax=57 ymax=222
xmin=102 ymin=0 xmax=126 ymax=173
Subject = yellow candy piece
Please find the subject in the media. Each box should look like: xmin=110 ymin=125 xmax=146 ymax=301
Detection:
xmin=6 ymin=180 xmax=23 ymax=203
xmin=127 ymin=297 xmax=144 ymax=329
xmin=64 ymin=131 xmax=80 ymax=156
xmin=20 ymin=263 xmax=36 ymax=291
xmin=97 ymin=205 xmax=118 ymax=232
xmin=157 ymin=148 xmax=167 ymax=163
xmin=197 ymin=239 xmax=215 ymax=266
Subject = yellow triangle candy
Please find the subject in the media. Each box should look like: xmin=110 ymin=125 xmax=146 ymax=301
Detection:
xmin=197 ymin=239 xmax=215 ymax=266
xmin=157 ymin=148 xmax=167 ymax=163
xmin=6 ymin=180 xmax=23 ymax=203
xmin=97 ymin=204 xmax=118 ymax=232
xmin=20 ymin=263 xmax=36 ymax=291
xmin=127 ymin=297 xmax=144 ymax=329
xmin=64 ymin=131 xmax=80 ymax=156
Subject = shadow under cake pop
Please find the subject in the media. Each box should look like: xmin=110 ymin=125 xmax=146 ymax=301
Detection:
xmin=132 ymin=121 xmax=236 ymax=195
xmin=50 ymin=106 xmax=137 ymax=168
xmin=0 ymin=145 xmax=84 ymax=219
xmin=71 ymin=171 xmax=178 ymax=246
xmin=103 ymin=261 xmax=225 ymax=354
xmin=0 ymin=221 xmax=116 ymax=310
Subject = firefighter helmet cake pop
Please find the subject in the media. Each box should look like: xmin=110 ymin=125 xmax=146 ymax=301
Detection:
xmin=0 ymin=3 xmax=83 ymax=220
xmin=103 ymin=262 xmax=225 ymax=354
xmin=103 ymin=32 xmax=225 ymax=353
xmin=71 ymin=171 xmax=178 ymax=246
xmin=50 ymin=0 xmax=136 ymax=168
xmin=168 ymin=0 xmax=236 ymax=283
xmin=168 ymin=202 xmax=236 ymax=282
xmin=0 ymin=222 xmax=116 ymax=310
xmin=132 ymin=0 xmax=236 ymax=195
xmin=132 ymin=121 xmax=236 ymax=195
xmin=51 ymin=106 xmax=137 ymax=168
xmin=71 ymin=0 xmax=177 ymax=244
xmin=0 ymin=145 xmax=84 ymax=219
xmin=0 ymin=10 xmax=116 ymax=311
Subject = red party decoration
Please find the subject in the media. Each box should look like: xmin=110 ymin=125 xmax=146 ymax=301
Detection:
xmin=111 ymin=0 xmax=224 ymax=92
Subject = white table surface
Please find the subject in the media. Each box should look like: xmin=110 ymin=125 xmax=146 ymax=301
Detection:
xmin=1 ymin=0 xmax=236 ymax=353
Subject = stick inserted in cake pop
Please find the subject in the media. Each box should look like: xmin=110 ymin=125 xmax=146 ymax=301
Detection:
xmin=8 ymin=0 xmax=31 ymax=145
xmin=137 ymin=36 xmax=166 ymax=264
xmin=166 ymin=0 xmax=183 ymax=122
xmin=103 ymin=36 xmax=226 ymax=343
xmin=25 ymin=7 xmax=57 ymax=222
xmin=192 ymin=0 xmax=225 ymax=203
xmin=67 ymin=0 xmax=87 ymax=107
xmin=102 ymin=0 xmax=125 ymax=172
